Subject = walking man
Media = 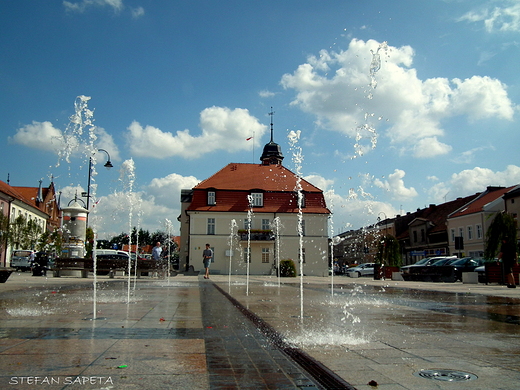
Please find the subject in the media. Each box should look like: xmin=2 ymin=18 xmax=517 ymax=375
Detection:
xmin=202 ymin=244 xmax=213 ymax=279
xmin=498 ymin=236 xmax=518 ymax=288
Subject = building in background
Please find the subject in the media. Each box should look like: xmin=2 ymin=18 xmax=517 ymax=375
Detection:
xmin=179 ymin=129 xmax=331 ymax=276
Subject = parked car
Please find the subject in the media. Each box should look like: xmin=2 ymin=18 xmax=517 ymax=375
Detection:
xmin=10 ymin=250 xmax=33 ymax=271
xmin=345 ymin=263 xmax=375 ymax=277
xmin=430 ymin=257 xmax=459 ymax=267
xmin=400 ymin=256 xmax=456 ymax=275
xmin=450 ymin=258 xmax=485 ymax=281
xmin=475 ymin=265 xmax=486 ymax=283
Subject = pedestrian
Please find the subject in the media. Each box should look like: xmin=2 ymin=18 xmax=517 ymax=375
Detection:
xmin=152 ymin=242 xmax=163 ymax=278
xmin=202 ymin=243 xmax=213 ymax=279
xmin=498 ymin=236 xmax=518 ymax=288
xmin=152 ymin=242 xmax=163 ymax=260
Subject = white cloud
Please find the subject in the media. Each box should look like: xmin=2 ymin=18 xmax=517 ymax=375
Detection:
xmin=8 ymin=121 xmax=64 ymax=153
xmin=259 ymin=90 xmax=276 ymax=98
xmin=303 ymin=174 xmax=334 ymax=191
xmin=59 ymin=172 xmax=200 ymax=238
xmin=452 ymin=146 xmax=495 ymax=164
xmin=8 ymin=121 xmax=120 ymax=163
xmin=325 ymin=188 xmax=397 ymax=232
xmin=428 ymin=165 xmax=520 ymax=203
xmin=459 ymin=1 xmax=520 ymax=32
xmin=131 ymin=6 xmax=144 ymax=18
xmin=299 ymin=173 xmax=397 ymax=231
xmin=412 ymin=137 xmax=452 ymax=158
xmin=281 ymin=38 xmax=515 ymax=158
xmin=374 ymin=169 xmax=418 ymax=201
xmin=148 ymin=173 xmax=200 ymax=208
xmin=126 ymin=106 xmax=267 ymax=159
xmin=63 ymin=0 xmax=124 ymax=13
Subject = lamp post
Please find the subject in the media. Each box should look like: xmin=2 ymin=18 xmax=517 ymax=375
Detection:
xmin=82 ymin=148 xmax=113 ymax=216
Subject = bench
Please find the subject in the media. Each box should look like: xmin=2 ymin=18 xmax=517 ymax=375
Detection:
xmin=482 ymin=263 xmax=520 ymax=285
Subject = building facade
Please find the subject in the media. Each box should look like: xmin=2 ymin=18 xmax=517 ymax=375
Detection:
xmin=447 ymin=186 xmax=518 ymax=258
xmin=179 ymin=134 xmax=331 ymax=276
xmin=0 ymin=179 xmax=61 ymax=266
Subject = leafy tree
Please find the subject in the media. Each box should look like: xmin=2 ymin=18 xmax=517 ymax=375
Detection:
xmin=375 ymin=234 xmax=402 ymax=267
xmin=0 ymin=213 xmax=9 ymax=259
xmin=37 ymin=231 xmax=50 ymax=252
xmin=9 ymin=215 xmax=28 ymax=249
xmin=26 ymin=218 xmax=42 ymax=250
xmin=484 ymin=212 xmax=518 ymax=260
xmin=151 ymin=231 xmax=168 ymax=245
xmin=85 ymin=227 xmax=94 ymax=258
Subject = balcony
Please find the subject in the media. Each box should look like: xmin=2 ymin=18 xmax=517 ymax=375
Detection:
xmin=238 ymin=229 xmax=274 ymax=241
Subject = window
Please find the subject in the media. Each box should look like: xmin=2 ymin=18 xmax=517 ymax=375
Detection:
xmin=413 ymin=231 xmax=418 ymax=243
xmin=244 ymin=219 xmax=251 ymax=230
xmin=207 ymin=191 xmax=216 ymax=206
xmin=250 ymin=192 xmax=263 ymax=207
xmin=420 ymin=229 xmax=425 ymax=242
xmin=207 ymin=218 xmax=215 ymax=235
xmin=261 ymin=219 xmax=270 ymax=230
xmin=450 ymin=229 xmax=456 ymax=242
xmin=467 ymin=226 xmax=473 ymax=240
xmin=243 ymin=247 xmax=251 ymax=263
xmin=476 ymin=224 xmax=483 ymax=239
xmin=458 ymin=227 xmax=464 ymax=239
xmin=262 ymin=248 xmax=270 ymax=263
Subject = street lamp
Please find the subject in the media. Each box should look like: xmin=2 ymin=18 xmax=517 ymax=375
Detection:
xmin=82 ymin=149 xmax=113 ymax=214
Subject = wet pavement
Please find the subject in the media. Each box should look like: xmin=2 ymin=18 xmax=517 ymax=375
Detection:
xmin=0 ymin=272 xmax=519 ymax=389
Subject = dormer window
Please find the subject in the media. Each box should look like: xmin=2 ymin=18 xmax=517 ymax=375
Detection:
xmin=207 ymin=191 xmax=216 ymax=206
xmin=250 ymin=192 xmax=263 ymax=207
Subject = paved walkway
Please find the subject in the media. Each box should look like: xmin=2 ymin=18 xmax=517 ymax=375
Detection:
xmin=0 ymin=272 xmax=519 ymax=389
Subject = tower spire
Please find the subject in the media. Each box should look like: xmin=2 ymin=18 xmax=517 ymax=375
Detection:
xmin=269 ymin=107 xmax=275 ymax=142
xmin=260 ymin=107 xmax=284 ymax=166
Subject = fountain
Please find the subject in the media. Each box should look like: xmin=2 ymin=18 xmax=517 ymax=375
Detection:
xmin=246 ymin=194 xmax=254 ymax=296
xmin=227 ymin=219 xmax=238 ymax=290
xmin=120 ymin=158 xmax=136 ymax=304
xmin=288 ymin=129 xmax=305 ymax=320
xmin=272 ymin=216 xmax=283 ymax=287
xmin=56 ymin=96 xmax=105 ymax=320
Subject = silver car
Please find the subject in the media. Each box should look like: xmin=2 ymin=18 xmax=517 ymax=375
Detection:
xmin=345 ymin=263 xmax=375 ymax=277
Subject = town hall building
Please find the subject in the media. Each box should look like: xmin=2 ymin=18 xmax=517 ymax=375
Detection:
xmin=178 ymin=127 xmax=331 ymax=276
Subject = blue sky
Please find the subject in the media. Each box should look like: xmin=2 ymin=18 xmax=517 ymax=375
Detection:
xmin=1 ymin=0 xmax=519 ymax=238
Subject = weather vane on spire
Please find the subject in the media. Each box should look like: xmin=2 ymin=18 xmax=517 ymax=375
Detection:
xmin=268 ymin=107 xmax=275 ymax=142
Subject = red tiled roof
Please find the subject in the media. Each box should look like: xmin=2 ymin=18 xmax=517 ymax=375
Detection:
xmin=0 ymin=181 xmax=34 ymax=206
xmin=396 ymin=193 xmax=480 ymax=240
xmin=195 ymin=163 xmax=322 ymax=192
xmin=449 ymin=186 xmax=517 ymax=218
xmin=188 ymin=163 xmax=330 ymax=214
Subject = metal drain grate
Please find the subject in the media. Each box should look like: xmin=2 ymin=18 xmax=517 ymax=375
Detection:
xmin=413 ymin=369 xmax=478 ymax=382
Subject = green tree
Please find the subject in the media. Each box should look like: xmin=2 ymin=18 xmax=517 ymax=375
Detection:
xmin=484 ymin=212 xmax=518 ymax=260
xmin=9 ymin=215 xmax=27 ymax=249
xmin=0 ymin=213 xmax=9 ymax=259
xmin=375 ymin=234 xmax=402 ymax=267
xmin=26 ymin=219 xmax=42 ymax=250
xmin=85 ymin=227 xmax=94 ymax=258
xmin=279 ymin=259 xmax=296 ymax=277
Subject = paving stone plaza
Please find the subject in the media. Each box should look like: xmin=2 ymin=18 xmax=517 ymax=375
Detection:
xmin=0 ymin=272 xmax=519 ymax=389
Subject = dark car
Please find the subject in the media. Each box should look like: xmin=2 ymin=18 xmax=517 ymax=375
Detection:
xmin=430 ymin=257 xmax=459 ymax=267
xmin=450 ymin=258 xmax=485 ymax=281
xmin=400 ymin=256 xmax=456 ymax=275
